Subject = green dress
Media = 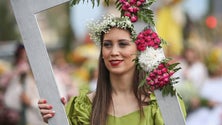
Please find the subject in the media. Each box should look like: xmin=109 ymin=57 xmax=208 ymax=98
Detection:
xmin=65 ymin=92 xmax=186 ymax=125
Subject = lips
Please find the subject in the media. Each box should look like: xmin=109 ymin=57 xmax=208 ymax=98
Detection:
xmin=109 ymin=60 xmax=123 ymax=66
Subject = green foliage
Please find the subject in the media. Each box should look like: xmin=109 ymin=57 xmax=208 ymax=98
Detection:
xmin=137 ymin=8 xmax=155 ymax=25
xmin=162 ymin=84 xmax=176 ymax=96
xmin=70 ymin=0 xmax=110 ymax=7
xmin=0 ymin=1 xmax=20 ymax=41
xmin=70 ymin=0 xmax=156 ymax=25
xmin=115 ymin=0 xmax=122 ymax=11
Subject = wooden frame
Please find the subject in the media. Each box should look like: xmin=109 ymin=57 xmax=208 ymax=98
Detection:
xmin=10 ymin=0 xmax=70 ymax=125
xmin=10 ymin=0 xmax=186 ymax=125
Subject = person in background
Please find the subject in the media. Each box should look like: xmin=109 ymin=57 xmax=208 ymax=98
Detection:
xmin=182 ymin=46 xmax=208 ymax=90
xmin=174 ymin=45 xmax=208 ymax=114
xmin=3 ymin=44 xmax=46 ymax=125
xmin=186 ymin=45 xmax=222 ymax=125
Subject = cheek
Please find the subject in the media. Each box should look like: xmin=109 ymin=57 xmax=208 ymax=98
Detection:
xmin=124 ymin=49 xmax=137 ymax=59
xmin=102 ymin=49 xmax=110 ymax=58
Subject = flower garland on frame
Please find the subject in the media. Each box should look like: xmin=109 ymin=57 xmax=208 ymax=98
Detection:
xmin=134 ymin=26 xmax=181 ymax=96
xmin=70 ymin=0 xmax=181 ymax=96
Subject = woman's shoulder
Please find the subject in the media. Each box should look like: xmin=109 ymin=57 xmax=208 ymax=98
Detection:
xmin=65 ymin=91 xmax=94 ymax=125
xmin=66 ymin=91 xmax=94 ymax=110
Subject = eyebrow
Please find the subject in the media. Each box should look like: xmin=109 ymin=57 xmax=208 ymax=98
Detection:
xmin=103 ymin=39 xmax=131 ymax=42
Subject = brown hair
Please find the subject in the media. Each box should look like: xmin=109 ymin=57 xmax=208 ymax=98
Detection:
xmin=90 ymin=27 xmax=149 ymax=125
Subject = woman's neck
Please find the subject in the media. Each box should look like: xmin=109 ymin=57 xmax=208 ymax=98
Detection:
xmin=109 ymin=72 xmax=134 ymax=94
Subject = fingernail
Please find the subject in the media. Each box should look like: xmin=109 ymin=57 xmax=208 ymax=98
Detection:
xmin=51 ymin=111 xmax=55 ymax=116
xmin=48 ymin=105 xmax=52 ymax=109
xmin=43 ymin=99 xmax=47 ymax=103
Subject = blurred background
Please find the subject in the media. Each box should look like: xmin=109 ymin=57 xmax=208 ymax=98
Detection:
xmin=0 ymin=0 xmax=222 ymax=125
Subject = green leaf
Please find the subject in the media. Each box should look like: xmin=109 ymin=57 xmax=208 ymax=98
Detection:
xmin=173 ymin=67 xmax=181 ymax=72
xmin=91 ymin=0 xmax=95 ymax=7
xmin=161 ymin=84 xmax=176 ymax=97
xmin=115 ymin=1 xmax=122 ymax=11
xmin=168 ymin=62 xmax=180 ymax=70
xmin=160 ymin=38 xmax=168 ymax=47
xmin=138 ymin=8 xmax=155 ymax=25
xmin=70 ymin=0 xmax=106 ymax=8
xmin=104 ymin=0 xmax=110 ymax=6
xmin=147 ymin=0 xmax=156 ymax=6
xmin=70 ymin=0 xmax=81 ymax=6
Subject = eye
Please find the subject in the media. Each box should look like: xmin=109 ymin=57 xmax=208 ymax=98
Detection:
xmin=103 ymin=41 xmax=112 ymax=48
xmin=119 ymin=40 xmax=130 ymax=48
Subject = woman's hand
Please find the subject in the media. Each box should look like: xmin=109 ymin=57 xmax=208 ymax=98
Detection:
xmin=38 ymin=97 xmax=66 ymax=123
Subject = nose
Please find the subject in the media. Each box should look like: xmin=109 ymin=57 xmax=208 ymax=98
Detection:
xmin=110 ymin=44 xmax=120 ymax=56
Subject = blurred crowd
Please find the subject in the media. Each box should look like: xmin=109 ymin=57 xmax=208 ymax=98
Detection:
xmin=1 ymin=0 xmax=222 ymax=125
xmin=0 ymin=42 xmax=99 ymax=125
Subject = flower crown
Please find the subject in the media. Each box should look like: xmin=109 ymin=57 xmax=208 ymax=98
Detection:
xmin=87 ymin=15 xmax=137 ymax=46
xmin=72 ymin=0 xmax=180 ymax=96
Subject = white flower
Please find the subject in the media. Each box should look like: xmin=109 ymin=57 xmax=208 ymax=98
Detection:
xmin=138 ymin=47 xmax=165 ymax=71
xmin=87 ymin=14 xmax=136 ymax=46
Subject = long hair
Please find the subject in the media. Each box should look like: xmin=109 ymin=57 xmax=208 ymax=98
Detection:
xmin=90 ymin=28 xmax=149 ymax=125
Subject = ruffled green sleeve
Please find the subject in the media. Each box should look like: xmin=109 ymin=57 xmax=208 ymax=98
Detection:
xmin=65 ymin=93 xmax=92 ymax=125
xmin=149 ymin=94 xmax=164 ymax=125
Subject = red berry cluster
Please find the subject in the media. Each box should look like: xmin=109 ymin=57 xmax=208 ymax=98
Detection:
xmin=135 ymin=29 xmax=161 ymax=51
xmin=119 ymin=0 xmax=146 ymax=22
xmin=146 ymin=63 xmax=174 ymax=90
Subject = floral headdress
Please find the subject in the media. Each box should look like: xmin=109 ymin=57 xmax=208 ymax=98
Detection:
xmin=87 ymin=15 xmax=137 ymax=46
xmin=71 ymin=0 xmax=180 ymax=96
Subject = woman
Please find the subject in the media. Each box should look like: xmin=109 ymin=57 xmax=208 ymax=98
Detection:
xmin=38 ymin=16 xmax=186 ymax=125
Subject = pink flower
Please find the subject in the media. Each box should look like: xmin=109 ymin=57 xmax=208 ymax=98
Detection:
xmin=136 ymin=39 xmax=147 ymax=51
xmin=136 ymin=1 xmax=142 ymax=6
xmin=163 ymin=77 xmax=169 ymax=83
xmin=144 ymin=29 xmax=152 ymax=35
xmin=119 ymin=0 xmax=126 ymax=3
xmin=163 ymin=73 xmax=169 ymax=78
xmin=157 ymin=70 xmax=162 ymax=75
xmin=147 ymin=40 xmax=155 ymax=46
xmin=149 ymin=72 xmax=155 ymax=78
xmin=151 ymin=32 xmax=158 ymax=38
xmin=154 ymin=38 xmax=161 ymax=44
xmin=169 ymin=71 xmax=175 ymax=76
xmin=153 ymin=45 xmax=159 ymax=49
xmin=158 ymin=63 xmax=165 ymax=69
xmin=122 ymin=2 xmax=130 ymax=10
xmin=122 ymin=4 xmax=129 ymax=11
xmin=146 ymin=77 xmax=151 ymax=82
xmin=139 ymin=0 xmax=145 ymax=3
xmin=137 ymin=33 xmax=144 ymax=38
xmin=124 ymin=11 xmax=131 ymax=17
xmin=133 ymin=7 xmax=139 ymax=13
xmin=128 ymin=6 xmax=134 ymax=12
xmin=135 ymin=28 xmax=161 ymax=51
xmin=130 ymin=15 xmax=138 ymax=22
xmin=136 ymin=43 xmax=146 ymax=51
xmin=161 ymin=67 xmax=168 ymax=73
xmin=129 ymin=0 xmax=136 ymax=5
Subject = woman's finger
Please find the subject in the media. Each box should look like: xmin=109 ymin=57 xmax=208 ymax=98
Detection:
xmin=38 ymin=99 xmax=47 ymax=104
xmin=42 ymin=113 xmax=55 ymax=123
xmin=61 ymin=97 xmax=67 ymax=105
xmin=40 ymin=109 xmax=55 ymax=123
xmin=40 ymin=109 xmax=55 ymax=115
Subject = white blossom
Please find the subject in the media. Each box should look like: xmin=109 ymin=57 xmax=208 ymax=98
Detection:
xmin=138 ymin=47 xmax=165 ymax=71
xmin=87 ymin=14 xmax=136 ymax=46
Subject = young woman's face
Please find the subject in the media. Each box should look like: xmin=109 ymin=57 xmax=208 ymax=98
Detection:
xmin=102 ymin=28 xmax=137 ymax=75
